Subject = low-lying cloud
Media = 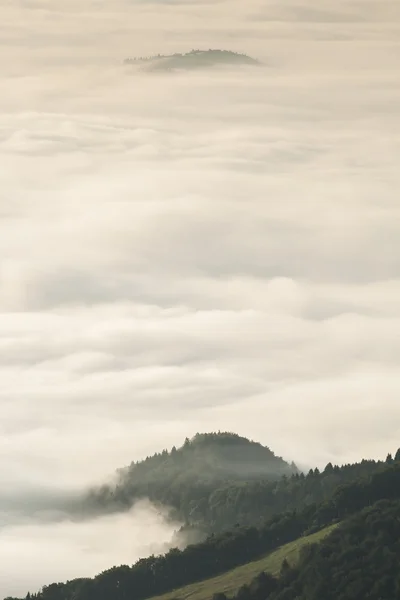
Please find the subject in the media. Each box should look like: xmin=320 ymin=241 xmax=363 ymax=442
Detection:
xmin=1 ymin=0 xmax=400 ymax=596
xmin=0 ymin=499 xmax=180 ymax=599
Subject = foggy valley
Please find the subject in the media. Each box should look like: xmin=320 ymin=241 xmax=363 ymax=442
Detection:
xmin=1 ymin=0 xmax=400 ymax=597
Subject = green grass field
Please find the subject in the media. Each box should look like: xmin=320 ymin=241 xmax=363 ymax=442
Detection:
xmin=150 ymin=524 xmax=338 ymax=600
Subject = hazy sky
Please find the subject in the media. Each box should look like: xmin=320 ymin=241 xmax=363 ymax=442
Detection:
xmin=1 ymin=0 xmax=400 ymax=596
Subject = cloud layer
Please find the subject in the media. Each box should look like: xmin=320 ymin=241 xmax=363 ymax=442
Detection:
xmin=1 ymin=0 xmax=400 ymax=596
xmin=0 ymin=501 xmax=179 ymax=598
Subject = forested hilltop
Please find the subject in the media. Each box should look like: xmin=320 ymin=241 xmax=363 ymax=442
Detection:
xmin=7 ymin=433 xmax=400 ymax=600
xmin=123 ymin=50 xmax=260 ymax=72
xmin=85 ymin=432 xmax=297 ymax=531
xmin=85 ymin=432 xmax=397 ymax=534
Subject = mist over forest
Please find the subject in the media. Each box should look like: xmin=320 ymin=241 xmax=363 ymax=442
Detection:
xmin=1 ymin=0 xmax=400 ymax=597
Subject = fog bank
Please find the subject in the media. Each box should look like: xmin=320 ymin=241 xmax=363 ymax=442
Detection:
xmin=1 ymin=0 xmax=400 ymax=596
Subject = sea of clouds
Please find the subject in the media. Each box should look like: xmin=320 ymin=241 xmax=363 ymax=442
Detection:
xmin=0 ymin=0 xmax=400 ymax=596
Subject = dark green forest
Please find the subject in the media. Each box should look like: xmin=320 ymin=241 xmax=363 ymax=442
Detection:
xmin=6 ymin=433 xmax=400 ymax=600
xmin=85 ymin=432 xmax=397 ymax=534
xmin=85 ymin=432 xmax=297 ymax=532
xmin=227 ymin=499 xmax=400 ymax=600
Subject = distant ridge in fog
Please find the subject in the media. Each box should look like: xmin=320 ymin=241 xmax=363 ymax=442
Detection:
xmin=123 ymin=49 xmax=260 ymax=72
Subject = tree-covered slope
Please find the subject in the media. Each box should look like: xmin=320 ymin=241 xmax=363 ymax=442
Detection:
xmin=124 ymin=50 xmax=260 ymax=72
xmin=11 ymin=460 xmax=400 ymax=600
xmin=85 ymin=433 xmax=398 ymax=534
xmin=148 ymin=524 xmax=337 ymax=600
xmin=86 ymin=432 xmax=297 ymax=528
xmin=231 ymin=499 xmax=400 ymax=600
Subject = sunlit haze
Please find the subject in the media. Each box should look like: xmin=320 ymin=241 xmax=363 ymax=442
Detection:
xmin=1 ymin=0 xmax=400 ymax=596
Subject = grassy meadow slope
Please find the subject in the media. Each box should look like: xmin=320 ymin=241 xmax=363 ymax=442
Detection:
xmin=150 ymin=525 xmax=337 ymax=600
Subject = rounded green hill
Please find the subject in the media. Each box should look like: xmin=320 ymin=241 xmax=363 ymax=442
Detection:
xmin=124 ymin=49 xmax=260 ymax=72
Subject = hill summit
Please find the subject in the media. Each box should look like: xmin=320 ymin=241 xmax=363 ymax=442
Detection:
xmin=117 ymin=431 xmax=296 ymax=485
xmin=86 ymin=432 xmax=296 ymax=530
xmin=123 ymin=49 xmax=260 ymax=72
